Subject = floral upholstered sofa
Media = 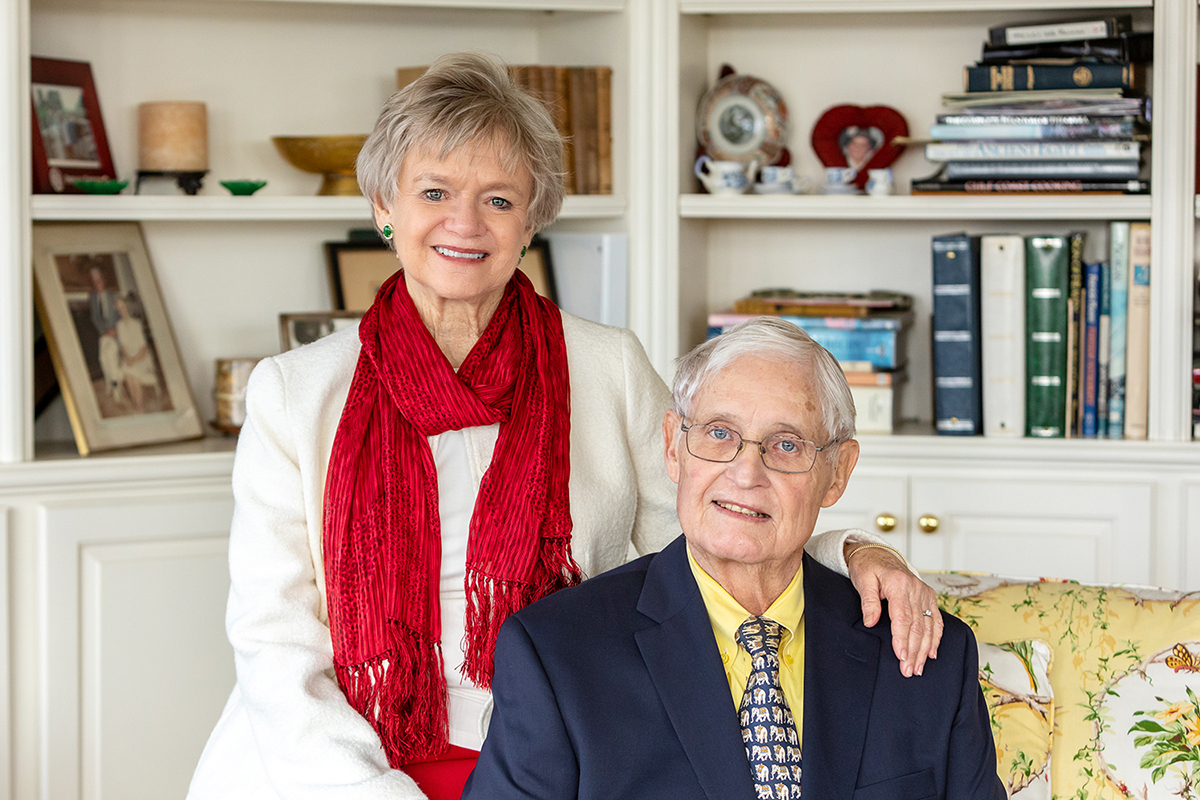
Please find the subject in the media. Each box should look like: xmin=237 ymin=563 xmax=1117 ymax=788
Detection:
xmin=923 ymin=571 xmax=1200 ymax=800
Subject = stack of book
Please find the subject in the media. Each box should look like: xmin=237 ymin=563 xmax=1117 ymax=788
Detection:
xmin=397 ymin=64 xmax=612 ymax=195
xmin=931 ymin=225 xmax=1151 ymax=439
xmin=707 ymin=291 xmax=914 ymax=435
xmin=913 ymin=15 xmax=1151 ymax=195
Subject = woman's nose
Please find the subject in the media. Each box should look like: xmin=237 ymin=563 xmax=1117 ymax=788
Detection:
xmin=443 ymin=198 xmax=484 ymax=235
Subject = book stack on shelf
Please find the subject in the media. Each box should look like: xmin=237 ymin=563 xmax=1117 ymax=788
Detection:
xmin=707 ymin=291 xmax=913 ymax=435
xmin=398 ymin=64 xmax=612 ymax=195
xmin=912 ymin=15 xmax=1151 ymax=196
xmin=931 ymin=225 xmax=1151 ymax=440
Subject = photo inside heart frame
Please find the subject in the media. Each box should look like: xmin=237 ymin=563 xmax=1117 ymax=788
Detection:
xmin=810 ymin=105 xmax=908 ymax=190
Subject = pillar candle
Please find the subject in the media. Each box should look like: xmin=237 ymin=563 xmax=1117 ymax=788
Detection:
xmin=138 ymin=102 xmax=208 ymax=171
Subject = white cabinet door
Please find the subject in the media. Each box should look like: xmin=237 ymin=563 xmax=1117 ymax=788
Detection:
xmin=815 ymin=472 xmax=908 ymax=554
xmin=907 ymin=476 xmax=1154 ymax=584
xmin=38 ymin=487 xmax=234 ymax=800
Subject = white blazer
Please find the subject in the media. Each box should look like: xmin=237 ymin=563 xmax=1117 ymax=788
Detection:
xmin=187 ymin=312 xmax=859 ymax=800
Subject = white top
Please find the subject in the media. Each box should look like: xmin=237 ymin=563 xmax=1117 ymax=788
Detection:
xmin=187 ymin=313 xmax=867 ymax=800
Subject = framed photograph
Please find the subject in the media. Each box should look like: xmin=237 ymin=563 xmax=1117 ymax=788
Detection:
xmin=30 ymin=57 xmax=117 ymax=194
xmin=521 ymin=236 xmax=558 ymax=304
xmin=32 ymin=222 xmax=203 ymax=455
xmin=325 ymin=240 xmax=398 ymax=312
xmin=280 ymin=311 xmax=364 ymax=352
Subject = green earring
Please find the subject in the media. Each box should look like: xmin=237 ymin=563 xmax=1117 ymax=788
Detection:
xmin=382 ymin=224 xmax=393 ymax=239
xmin=520 ymin=245 xmax=527 ymax=258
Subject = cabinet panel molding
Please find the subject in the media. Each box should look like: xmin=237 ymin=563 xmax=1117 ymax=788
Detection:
xmin=908 ymin=477 xmax=1153 ymax=584
xmin=0 ymin=505 xmax=11 ymax=800
xmin=37 ymin=490 xmax=234 ymax=800
xmin=816 ymin=473 xmax=908 ymax=553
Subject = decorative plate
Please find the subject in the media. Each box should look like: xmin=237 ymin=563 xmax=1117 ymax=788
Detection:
xmin=696 ymin=73 xmax=788 ymax=166
xmin=810 ymin=105 xmax=908 ymax=190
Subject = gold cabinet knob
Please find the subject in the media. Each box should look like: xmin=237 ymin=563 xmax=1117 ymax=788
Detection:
xmin=918 ymin=515 xmax=940 ymax=534
xmin=874 ymin=514 xmax=897 ymax=533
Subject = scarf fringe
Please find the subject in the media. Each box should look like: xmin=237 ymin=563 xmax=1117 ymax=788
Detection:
xmin=461 ymin=536 xmax=583 ymax=689
xmin=334 ymin=629 xmax=449 ymax=766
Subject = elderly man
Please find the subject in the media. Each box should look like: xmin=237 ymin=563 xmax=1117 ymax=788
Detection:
xmin=462 ymin=318 xmax=1005 ymax=800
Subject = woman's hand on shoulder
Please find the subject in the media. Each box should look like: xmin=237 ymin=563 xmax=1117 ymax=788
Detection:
xmin=845 ymin=543 xmax=943 ymax=678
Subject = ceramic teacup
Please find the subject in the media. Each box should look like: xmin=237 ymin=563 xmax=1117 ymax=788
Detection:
xmin=866 ymin=168 xmax=894 ymax=197
xmin=695 ymin=156 xmax=750 ymax=195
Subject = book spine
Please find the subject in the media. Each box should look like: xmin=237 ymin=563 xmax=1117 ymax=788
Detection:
xmin=595 ymin=66 xmax=612 ymax=195
xmin=929 ymin=121 xmax=1137 ymax=140
xmin=552 ymin=66 xmax=575 ymax=195
xmin=1025 ymin=235 xmax=1070 ymax=437
xmin=980 ymin=235 xmax=1025 ymax=437
xmin=1081 ymin=262 xmax=1101 ymax=437
xmin=706 ymin=313 xmax=907 ymax=330
xmin=1107 ymin=221 xmax=1130 ymax=437
xmin=980 ymin=31 xmax=1152 ymax=63
xmin=932 ymin=233 xmax=983 ymax=435
xmin=964 ymin=63 xmax=1136 ymax=93
xmin=988 ymin=15 xmax=1132 ymax=47
xmin=936 ymin=113 xmax=1139 ymax=128
xmin=569 ymin=68 xmax=591 ymax=194
xmin=1124 ymin=221 xmax=1151 ymax=439
xmin=1067 ymin=231 xmax=1086 ymax=437
xmin=1097 ymin=260 xmax=1111 ymax=437
xmin=926 ymin=141 xmax=1139 ymax=160
xmin=713 ymin=325 xmax=904 ymax=368
xmin=582 ymin=67 xmax=600 ymax=194
xmin=944 ymin=161 xmax=1140 ymax=179
xmin=850 ymin=385 xmax=898 ymax=434
xmin=911 ymin=178 xmax=1148 ymax=194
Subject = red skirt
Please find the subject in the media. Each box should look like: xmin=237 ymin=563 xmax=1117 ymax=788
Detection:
xmin=403 ymin=745 xmax=480 ymax=800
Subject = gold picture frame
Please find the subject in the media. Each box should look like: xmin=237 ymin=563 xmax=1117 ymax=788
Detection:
xmin=32 ymin=222 xmax=203 ymax=455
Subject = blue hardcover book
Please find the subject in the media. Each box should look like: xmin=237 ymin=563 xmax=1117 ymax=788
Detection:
xmin=1081 ymin=262 xmax=1102 ymax=437
xmin=707 ymin=323 xmax=906 ymax=370
xmin=932 ymin=233 xmax=983 ymax=435
xmin=1107 ymin=222 xmax=1130 ymax=437
xmin=1097 ymin=260 xmax=1111 ymax=437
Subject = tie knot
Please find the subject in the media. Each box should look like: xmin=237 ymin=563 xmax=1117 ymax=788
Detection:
xmin=736 ymin=616 xmax=783 ymax=658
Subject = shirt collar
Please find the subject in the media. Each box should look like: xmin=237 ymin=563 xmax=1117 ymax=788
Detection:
xmin=686 ymin=543 xmax=805 ymax=647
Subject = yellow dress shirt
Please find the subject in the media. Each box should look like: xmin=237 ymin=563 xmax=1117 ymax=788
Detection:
xmin=687 ymin=545 xmax=804 ymax=750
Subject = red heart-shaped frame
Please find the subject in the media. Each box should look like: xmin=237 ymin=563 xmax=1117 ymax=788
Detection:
xmin=810 ymin=105 xmax=909 ymax=190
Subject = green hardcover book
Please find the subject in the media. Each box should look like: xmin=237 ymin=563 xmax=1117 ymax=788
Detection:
xmin=1026 ymin=235 xmax=1070 ymax=437
xmin=1065 ymin=231 xmax=1086 ymax=437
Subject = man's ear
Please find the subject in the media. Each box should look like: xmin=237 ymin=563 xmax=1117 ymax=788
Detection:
xmin=663 ymin=409 xmax=682 ymax=485
xmin=820 ymin=438 xmax=859 ymax=509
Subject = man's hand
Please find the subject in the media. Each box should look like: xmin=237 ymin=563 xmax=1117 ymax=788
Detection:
xmin=845 ymin=543 xmax=943 ymax=677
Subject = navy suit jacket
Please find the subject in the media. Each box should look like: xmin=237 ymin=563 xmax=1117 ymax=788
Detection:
xmin=463 ymin=535 xmax=1005 ymax=800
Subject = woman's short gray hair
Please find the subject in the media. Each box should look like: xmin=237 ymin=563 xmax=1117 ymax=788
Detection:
xmin=671 ymin=317 xmax=857 ymax=444
xmin=357 ymin=51 xmax=565 ymax=234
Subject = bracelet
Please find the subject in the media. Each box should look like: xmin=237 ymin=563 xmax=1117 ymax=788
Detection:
xmin=845 ymin=542 xmax=906 ymax=565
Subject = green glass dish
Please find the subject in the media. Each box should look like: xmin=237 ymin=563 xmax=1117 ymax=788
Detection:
xmin=220 ymin=180 xmax=268 ymax=196
xmin=71 ymin=179 xmax=128 ymax=195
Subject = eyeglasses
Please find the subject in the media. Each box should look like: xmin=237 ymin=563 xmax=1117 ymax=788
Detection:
xmin=680 ymin=421 xmax=838 ymax=474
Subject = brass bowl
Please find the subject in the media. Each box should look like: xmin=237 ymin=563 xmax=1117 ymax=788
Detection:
xmin=271 ymin=135 xmax=368 ymax=196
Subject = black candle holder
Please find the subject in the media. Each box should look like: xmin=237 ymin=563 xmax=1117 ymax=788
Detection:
xmin=135 ymin=170 xmax=209 ymax=195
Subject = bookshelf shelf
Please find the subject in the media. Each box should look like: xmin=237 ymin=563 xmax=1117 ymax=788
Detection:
xmin=29 ymin=193 xmax=625 ymax=222
xmin=680 ymin=194 xmax=1153 ymax=221
xmin=681 ymin=0 xmax=1151 ymax=13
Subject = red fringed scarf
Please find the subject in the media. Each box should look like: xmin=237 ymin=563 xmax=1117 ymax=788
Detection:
xmin=322 ymin=269 xmax=580 ymax=766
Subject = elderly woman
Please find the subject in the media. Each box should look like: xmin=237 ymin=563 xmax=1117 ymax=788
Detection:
xmin=187 ymin=52 xmax=940 ymax=800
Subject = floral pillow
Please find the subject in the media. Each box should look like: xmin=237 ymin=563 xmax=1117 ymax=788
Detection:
xmin=926 ymin=571 xmax=1200 ymax=800
xmin=978 ymin=639 xmax=1054 ymax=799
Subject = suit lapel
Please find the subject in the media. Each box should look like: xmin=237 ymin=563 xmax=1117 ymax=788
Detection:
xmin=634 ymin=537 xmax=755 ymax=800
xmin=801 ymin=555 xmax=882 ymax=799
